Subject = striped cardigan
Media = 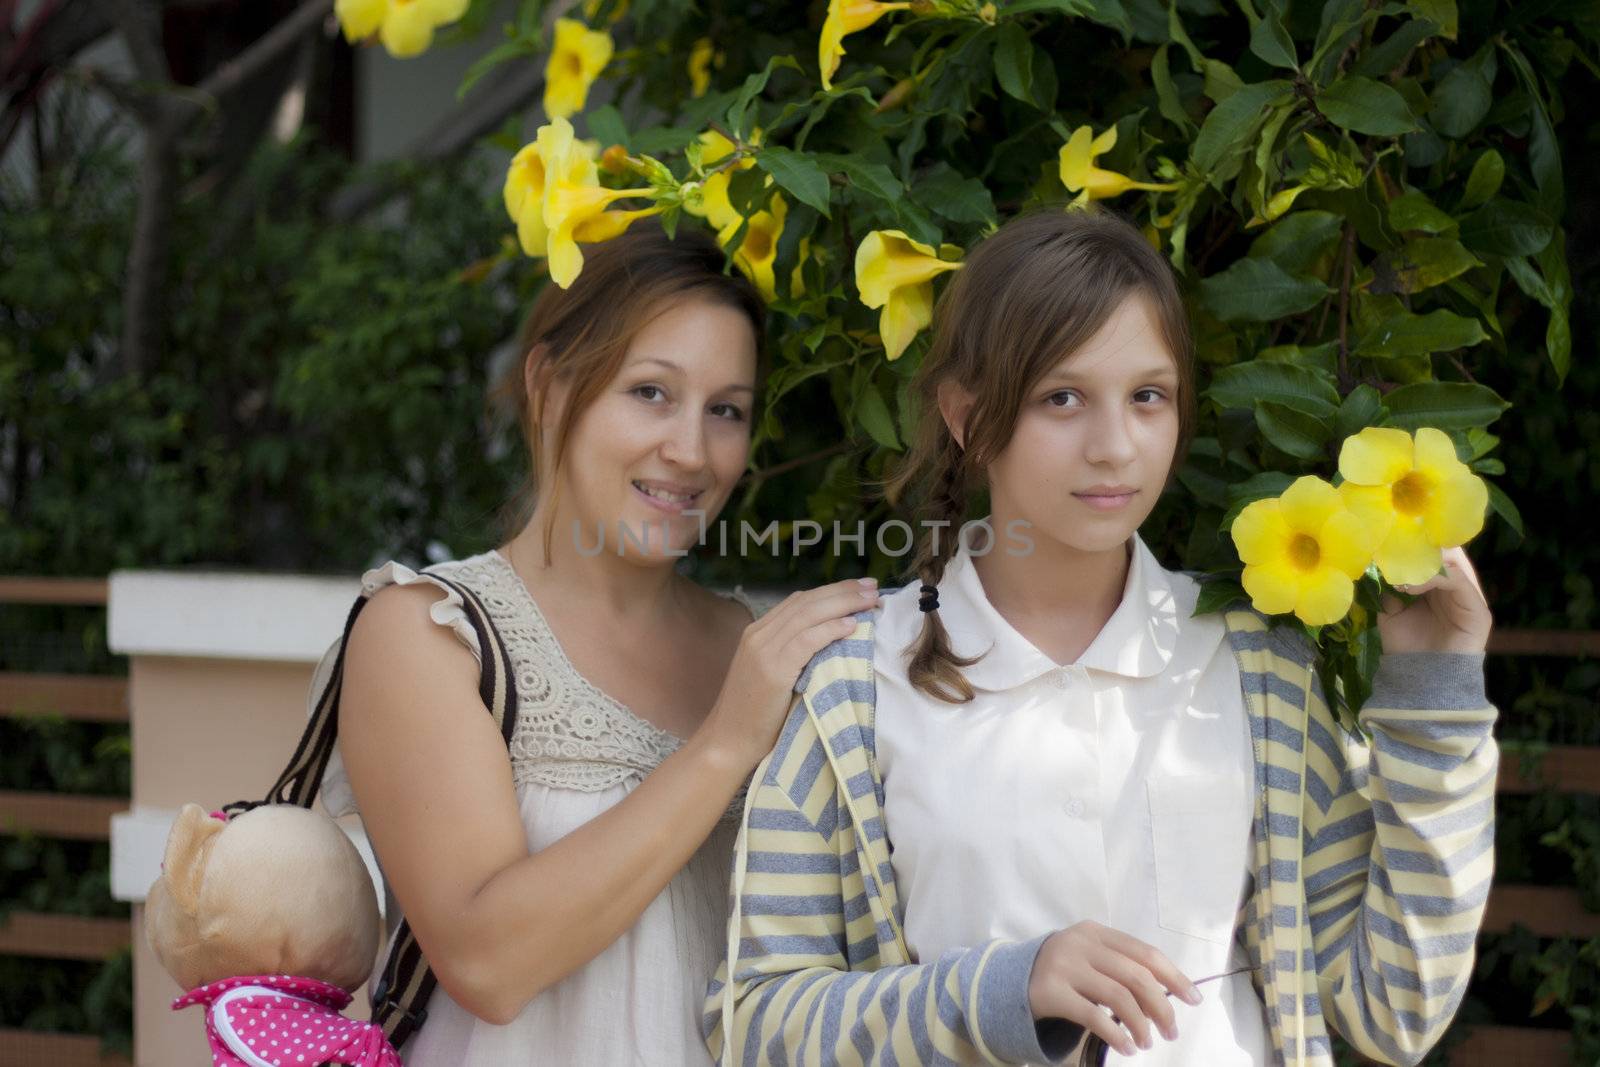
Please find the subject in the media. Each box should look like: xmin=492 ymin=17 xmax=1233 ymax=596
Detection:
xmin=703 ymin=606 xmax=1498 ymax=1067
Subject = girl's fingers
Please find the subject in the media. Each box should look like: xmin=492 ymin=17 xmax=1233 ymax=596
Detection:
xmin=1097 ymin=928 xmax=1200 ymax=1004
xmin=1095 ymin=955 xmax=1178 ymax=1042
xmin=1077 ymin=972 xmax=1152 ymax=1051
xmin=1055 ymin=990 xmax=1137 ymax=1059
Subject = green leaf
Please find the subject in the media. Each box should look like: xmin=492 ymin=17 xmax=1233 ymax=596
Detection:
xmin=1192 ymin=80 xmax=1292 ymax=176
xmin=994 ymin=23 xmax=1034 ymax=104
xmin=1351 ymin=17 xmax=1441 ymax=77
xmin=1408 ymin=0 xmax=1457 ymax=39
xmin=1152 ymin=45 xmax=1193 ymax=133
xmin=1381 ymin=381 xmax=1510 ymax=430
xmin=1460 ymin=150 xmax=1505 ymax=210
xmin=1317 ymin=76 xmax=1421 ymax=136
xmin=1535 ymin=232 xmax=1572 ymax=382
xmin=1335 ymin=384 xmax=1387 ymax=439
xmin=1386 ymin=189 xmax=1457 ymax=234
xmin=1249 ymin=210 xmax=1344 ymax=275
xmin=1369 ymin=237 xmax=1481 ymax=294
xmin=1206 ymin=360 xmax=1341 ymax=418
xmin=1198 ymin=257 xmax=1331 ymax=322
xmin=1255 ymin=401 xmax=1332 ymax=460
xmin=457 ymin=36 xmax=541 ymax=101
xmin=1001 ymin=0 xmax=1096 ymax=14
xmin=1500 ymin=44 xmax=1563 ymax=215
xmin=813 ymin=153 xmax=904 ymax=205
xmin=1249 ymin=8 xmax=1298 ymax=70
xmin=1354 ymin=308 xmax=1487 ymax=358
xmin=728 ymin=55 xmax=802 ymax=138
xmin=755 ymin=147 xmax=832 ymax=217
xmin=1486 ymin=481 xmax=1524 ymax=540
xmin=584 ymin=105 xmax=630 ymax=151
xmin=912 ymin=164 xmax=996 ymax=224
xmin=1459 ymin=199 xmax=1554 ymax=257
xmin=1193 ymin=575 xmax=1250 ymax=616
xmin=1430 ymin=48 xmax=1495 ymax=138
xmin=855 ymin=385 xmax=901 ymax=450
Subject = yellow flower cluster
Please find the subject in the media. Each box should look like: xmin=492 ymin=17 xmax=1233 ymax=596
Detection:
xmin=335 ymin=0 xmax=468 ymax=59
xmin=503 ymin=117 xmax=659 ymax=288
xmin=1231 ymin=427 xmax=1488 ymax=626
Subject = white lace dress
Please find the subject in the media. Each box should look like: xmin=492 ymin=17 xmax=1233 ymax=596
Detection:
xmin=318 ymin=549 xmax=760 ymax=1066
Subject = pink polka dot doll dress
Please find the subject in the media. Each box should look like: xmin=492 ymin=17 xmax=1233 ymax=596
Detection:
xmin=172 ymin=975 xmax=402 ymax=1067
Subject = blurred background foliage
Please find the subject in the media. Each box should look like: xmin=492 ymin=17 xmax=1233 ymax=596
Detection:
xmin=1 ymin=0 xmax=1596 ymax=1059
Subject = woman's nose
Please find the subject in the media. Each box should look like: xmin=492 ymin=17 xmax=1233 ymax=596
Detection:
xmin=660 ymin=412 xmax=708 ymax=469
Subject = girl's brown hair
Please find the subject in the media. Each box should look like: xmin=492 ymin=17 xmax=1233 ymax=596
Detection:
xmin=490 ymin=221 xmax=767 ymax=560
xmin=884 ymin=209 xmax=1196 ymax=704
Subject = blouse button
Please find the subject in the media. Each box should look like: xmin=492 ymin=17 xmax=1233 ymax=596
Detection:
xmin=1051 ymin=669 xmax=1071 ymax=690
xmin=1064 ymin=795 xmax=1086 ymax=818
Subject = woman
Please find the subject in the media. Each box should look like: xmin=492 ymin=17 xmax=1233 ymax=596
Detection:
xmin=706 ymin=210 xmax=1497 ymax=1066
xmin=326 ymin=224 xmax=880 ymax=1064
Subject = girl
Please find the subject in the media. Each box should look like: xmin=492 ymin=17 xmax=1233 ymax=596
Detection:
xmin=326 ymin=224 xmax=881 ymax=1065
xmin=705 ymin=210 xmax=1497 ymax=1066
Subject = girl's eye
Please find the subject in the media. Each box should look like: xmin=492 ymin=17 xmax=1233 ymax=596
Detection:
xmin=711 ymin=402 xmax=747 ymax=422
xmin=1134 ymin=388 xmax=1167 ymax=404
xmin=1045 ymin=390 xmax=1082 ymax=408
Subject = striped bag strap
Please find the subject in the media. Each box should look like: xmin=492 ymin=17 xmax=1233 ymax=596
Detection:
xmin=222 ymin=571 xmax=519 ymax=1051
xmin=369 ymin=574 xmax=519 ymax=1048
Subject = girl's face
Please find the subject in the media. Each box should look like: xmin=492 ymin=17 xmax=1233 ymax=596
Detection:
xmin=982 ymin=291 xmax=1182 ymax=557
xmin=542 ymin=297 xmax=758 ymax=562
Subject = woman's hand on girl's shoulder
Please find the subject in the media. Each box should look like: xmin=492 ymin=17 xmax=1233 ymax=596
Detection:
xmin=1028 ymin=921 xmax=1202 ymax=1059
xmin=1376 ymin=546 xmax=1493 ymax=655
xmin=695 ymin=578 xmax=881 ymax=772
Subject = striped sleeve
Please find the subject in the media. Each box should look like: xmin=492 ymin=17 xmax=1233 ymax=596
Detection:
xmin=1300 ymin=649 xmax=1498 ymax=1066
xmin=702 ymin=697 xmax=1063 ymax=1066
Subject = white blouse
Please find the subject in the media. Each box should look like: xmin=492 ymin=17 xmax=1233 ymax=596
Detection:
xmin=320 ymin=549 xmax=759 ymax=1066
xmin=873 ymin=534 xmax=1272 ymax=1065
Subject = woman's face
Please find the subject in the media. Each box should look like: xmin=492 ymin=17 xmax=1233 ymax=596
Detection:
xmin=543 ymin=297 xmax=758 ymax=563
xmin=982 ymin=291 xmax=1182 ymax=557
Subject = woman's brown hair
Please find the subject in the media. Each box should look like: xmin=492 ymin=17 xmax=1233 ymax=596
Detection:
xmin=489 ymin=221 xmax=767 ymax=561
xmin=884 ymin=208 xmax=1196 ymax=704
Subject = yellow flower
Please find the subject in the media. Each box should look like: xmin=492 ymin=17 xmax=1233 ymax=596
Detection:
xmin=687 ymin=128 xmax=759 ymax=231
xmin=544 ymin=18 xmax=613 ymax=120
xmin=1058 ymin=124 xmax=1178 ymax=206
xmin=819 ymin=0 xmax=911 ymax=91
xmin=1336 ymin=427 xmax=1488 ymax=586
xmin=504 ymin=122 xmax=603 ymax=258
xmin=854 ymin=230 xmax=963 ymax=361
xmin=718 ymin=195 xmax=805 ymax=302
xmin=335 ymin=0 xmax=469 ymax=58
xmin=1231 ymin=476 xmax=1376 ymax=626
xmin=508 ymin=118 xmax=658 ymax=287
xmin=688 ymin=37 xmax=720 ymax=98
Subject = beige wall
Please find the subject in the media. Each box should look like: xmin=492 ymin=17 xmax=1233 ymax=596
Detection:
xmin=109 ymin=571 xmax=371 ymax=1067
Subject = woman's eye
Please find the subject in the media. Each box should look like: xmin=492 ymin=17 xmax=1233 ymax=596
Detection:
xmin=711 ymin=402 xmax=746 ymax=422
xmin=632 ymin=384 xmax=665 ymax=402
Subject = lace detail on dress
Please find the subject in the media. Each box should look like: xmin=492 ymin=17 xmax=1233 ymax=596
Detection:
xmin=419 ymin=552 xmax=751 ymax=818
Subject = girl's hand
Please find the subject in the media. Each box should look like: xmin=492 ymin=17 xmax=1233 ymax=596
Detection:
xmin=697 ymin=578 xmax=880 ymax=769
xmin=1028 ymin=921 xmax=1202 ymax=1058
xmin=1376 ymin=547 xmax=1492 ymax=655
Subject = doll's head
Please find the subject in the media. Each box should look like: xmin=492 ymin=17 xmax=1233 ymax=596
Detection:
xmin=145 ymin=803 xmax=380 ymax=992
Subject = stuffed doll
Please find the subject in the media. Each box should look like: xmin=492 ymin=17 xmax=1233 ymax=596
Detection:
xmin=146 ymin=803 xmax=401 ymax=1067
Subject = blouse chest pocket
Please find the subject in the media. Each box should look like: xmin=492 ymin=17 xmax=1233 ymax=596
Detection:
xmin=1146 ymin=773 xmax=1253 ymax=946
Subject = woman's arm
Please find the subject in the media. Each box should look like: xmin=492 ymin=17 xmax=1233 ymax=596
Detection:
xmin=340 ymin=578 xmax=875 ymax=1024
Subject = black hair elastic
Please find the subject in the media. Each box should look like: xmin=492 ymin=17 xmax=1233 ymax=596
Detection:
xmin=918 ymin=583 xmax=940 ymax=613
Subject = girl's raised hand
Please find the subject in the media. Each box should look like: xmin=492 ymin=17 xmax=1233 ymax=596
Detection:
xmin=1028 ymin=920 xmax=1203 ymax=1058
xmin=1376 ymin=546 xmax=1492 ymax=655
xmin=698 ymin=578 xmax=880 ymax=770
